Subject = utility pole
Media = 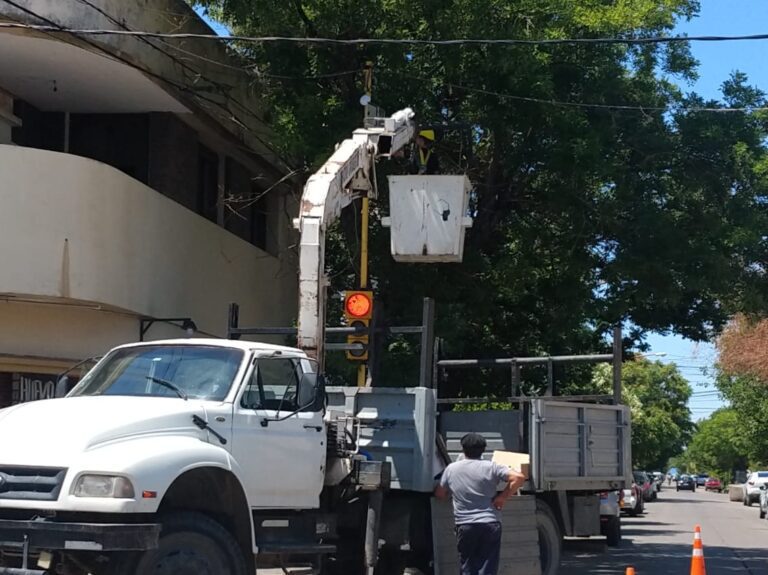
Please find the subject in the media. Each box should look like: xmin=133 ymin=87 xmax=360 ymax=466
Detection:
xmin=613 ymin=325 xmax=622 ymax=404
xmin=358 ymin=61 xmax=374 ymax=388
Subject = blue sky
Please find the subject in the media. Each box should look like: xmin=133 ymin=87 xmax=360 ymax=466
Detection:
xmin=195 ymin=1 xmax=763 ymax=420
xmin=648 ymin=0 xmax=767 ymax=420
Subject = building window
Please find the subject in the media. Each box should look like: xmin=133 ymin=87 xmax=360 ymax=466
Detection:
xmin=197 ymin=145 xmax=219 ymax=223
xmin=68 ymin=114 xmax=150 ymax=183
xmin=0 ymin=373 xmax=11 ymax=408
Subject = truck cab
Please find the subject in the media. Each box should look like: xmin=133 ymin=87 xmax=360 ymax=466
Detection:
xmin=0 ymin=339 xmax=329 ymax=575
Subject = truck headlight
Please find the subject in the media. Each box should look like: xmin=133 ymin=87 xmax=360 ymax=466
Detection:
xmin=73 ymin=475 xmax=135 ymax=498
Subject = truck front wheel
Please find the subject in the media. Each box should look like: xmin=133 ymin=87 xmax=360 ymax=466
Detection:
xmin=116 ymin=512 xmax=247 ymax=575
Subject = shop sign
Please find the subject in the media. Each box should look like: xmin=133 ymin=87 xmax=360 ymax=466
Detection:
xmin=12 ymin=373 xmax=57 ymax=404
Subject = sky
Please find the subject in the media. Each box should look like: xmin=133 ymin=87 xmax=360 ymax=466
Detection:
xmin=194 ymin=2 xmax=764 ymax=420
xmin=647 ymin=0 xmax=767 ymax=420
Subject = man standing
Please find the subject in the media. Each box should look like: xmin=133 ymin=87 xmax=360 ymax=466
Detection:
xmin=435 ymin=433 xmax=526 ymax=575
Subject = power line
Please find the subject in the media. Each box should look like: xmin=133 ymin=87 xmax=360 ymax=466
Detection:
xmin=384 ymin=70 xmax=768 ymax=114
xmin=5 ymin=20 xmax=767 ymax=114
xmin=3 ymin=22 xmax=768 ymax=46
xmin=259 ymin=69 xmax=362 ymax=80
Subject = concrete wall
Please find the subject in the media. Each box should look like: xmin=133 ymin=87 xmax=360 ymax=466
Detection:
xmin=0 ymin=144 xmax=298 ymax=360
xmin=0 ymin=0 xmax=289 ymax=177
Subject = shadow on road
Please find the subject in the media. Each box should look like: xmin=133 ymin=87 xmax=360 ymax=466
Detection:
xmin=563 ymin=541 xmax=768 ymax=574
xmin=620 ymin=528 xmax=679 ymax=537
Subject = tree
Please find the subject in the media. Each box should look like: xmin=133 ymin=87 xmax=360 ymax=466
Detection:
xmin=193 ymin=1 xmax=768 ymax=389
xmin=714 ymin=370 xmax=768 ymax=467
xmin=591 ymin=360 xmax=693 ymax=470
xmin=718 ymin=315 xmax=768 ymax=383
xmin=684 ymin=408 xmax=748 ymax=479
xmin=706 ymin=317 xmax=768 ymax=467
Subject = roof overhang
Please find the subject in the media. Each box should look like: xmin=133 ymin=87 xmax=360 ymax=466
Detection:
xmin=0 ymin=31 xmax=189 ymax=113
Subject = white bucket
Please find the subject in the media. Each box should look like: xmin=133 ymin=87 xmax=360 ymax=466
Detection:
xmin=382 ymin=175 xmax=473 ymax=263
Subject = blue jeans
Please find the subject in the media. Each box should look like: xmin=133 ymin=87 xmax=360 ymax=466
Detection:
xmin=455 ymin=521 xmax=502 ymax=575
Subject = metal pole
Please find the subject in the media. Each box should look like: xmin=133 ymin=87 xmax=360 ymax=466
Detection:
xmin=546 ymin=357 xmax=554 ymax=396
xmin=358 ymin=62 xmax=374 ymax=389
xmin=432 ymin=336 xmax=441 ymax=390
xmin=228 ymin=303 xmax=240 ymax=340
xmin=613 ymin=325 xmax=622 ymax=404
xmin=357 ymin=197 xmax=369 ymax=388
xmin=437 ymin=354 xmax=614 ymax=368
xmin=510 ymin=360 xmax=520 ymax=398
xmin=419 ymin=298 xmax=436 ymax=388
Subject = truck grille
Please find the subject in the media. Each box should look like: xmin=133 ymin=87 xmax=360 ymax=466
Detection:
xmin=0 ymin=466 xmax=67 ymax=501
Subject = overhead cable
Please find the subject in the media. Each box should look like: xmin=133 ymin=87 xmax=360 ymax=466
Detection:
xmin=387 ymin=70 xmax=768 ymax=113
xmin=2 ymin=22 xmax=768 ymax=46
xmin=4 ymin=20 xmax=766 ymax=113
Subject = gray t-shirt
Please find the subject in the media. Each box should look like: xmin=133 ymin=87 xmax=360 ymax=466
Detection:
xmin=439 ymin=458 xmax=511 ymax=525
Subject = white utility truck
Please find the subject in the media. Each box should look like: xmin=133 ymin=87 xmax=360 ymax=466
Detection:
xmin=0 ymin=108 xmax=630 ymax=575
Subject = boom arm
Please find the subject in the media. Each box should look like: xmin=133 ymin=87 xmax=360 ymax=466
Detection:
xmin=295 ymin=108 xmax=416 ymax=363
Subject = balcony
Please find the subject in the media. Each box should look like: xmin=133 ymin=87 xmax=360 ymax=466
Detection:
xmin=0 ymin=145 xmax=297 ymax=340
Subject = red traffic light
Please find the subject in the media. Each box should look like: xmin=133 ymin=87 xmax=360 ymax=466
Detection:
xmin=344 ymin=291 xmax=373 ymax=319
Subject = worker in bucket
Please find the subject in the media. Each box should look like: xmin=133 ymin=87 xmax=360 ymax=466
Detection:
xmin=435 ymin=433 xmax=526 ymax=575
xmin=411 ymin=128 xmax=440 ymax=175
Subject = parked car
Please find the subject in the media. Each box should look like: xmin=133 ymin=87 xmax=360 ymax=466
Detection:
xmin=743 ymin=471 xmax=768 ymax=506
xmin=634 ymin=471 xmax=656 ymax=501
xmin=621 ymin=482 xmax=644 ymax=516
xmin=651 ymin=471 xmax=664 ymax=491
xmin=759 ymin=484 xmax=768 ymax=519
xmin=677 ymin=474 xmax=696 ymax=492
xmin=704 ymin=477 xmax=722 ymax=492
xmin=695 ymin=473 xmax=710 ymax=487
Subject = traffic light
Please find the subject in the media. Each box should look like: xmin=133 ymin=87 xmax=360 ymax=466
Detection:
xmin=344 ymin=291 xmax=372 ymax=361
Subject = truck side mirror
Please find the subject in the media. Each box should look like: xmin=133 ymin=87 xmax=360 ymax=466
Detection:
xmin=298 ymin=373 xmax=326 ymax=411
xmin=55 ymin=376 xmax=69 ymax=398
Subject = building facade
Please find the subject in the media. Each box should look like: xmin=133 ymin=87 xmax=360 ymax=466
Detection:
xmin=0 ymin=0 xmax=300 ymax=407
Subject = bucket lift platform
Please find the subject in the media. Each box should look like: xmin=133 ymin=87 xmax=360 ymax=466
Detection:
xmin=382 ymin=175 xmax=473 ymax=263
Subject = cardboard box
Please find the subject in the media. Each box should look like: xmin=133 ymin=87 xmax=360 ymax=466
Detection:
xmin=492 ymin=450 xmax=530 ymax=479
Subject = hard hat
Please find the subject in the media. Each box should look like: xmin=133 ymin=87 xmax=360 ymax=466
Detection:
xmin=419 ymin=129 xmax=436 ymax=141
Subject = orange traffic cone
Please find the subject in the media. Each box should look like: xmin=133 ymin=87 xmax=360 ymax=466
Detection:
xmin=626 ymin=568 xmax=636 ymax=575
xmin=690 ymin=525 xmax=706 ymax=575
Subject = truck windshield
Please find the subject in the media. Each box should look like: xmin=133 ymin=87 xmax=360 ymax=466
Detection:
xmin=69 ymin=345 xmax=244 ymax=401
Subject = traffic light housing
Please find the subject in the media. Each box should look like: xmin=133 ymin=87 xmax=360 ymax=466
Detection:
xmin=344 ymin=291 xmax=372 ymax=361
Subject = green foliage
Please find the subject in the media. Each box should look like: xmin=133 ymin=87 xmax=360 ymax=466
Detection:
xmin=193 ymin=1 xmax=768 ymax=389
xmin=592 ymin=360 xmax=693 ymax=470
xmin=715 ymin=370 xmax=768 ymax=467
xmin=683 ymin=408 xmax=748 ymax=479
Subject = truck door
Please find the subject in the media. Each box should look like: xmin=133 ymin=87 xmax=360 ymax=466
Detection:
xmin=231 ymin=356 xmax=325 ymax=509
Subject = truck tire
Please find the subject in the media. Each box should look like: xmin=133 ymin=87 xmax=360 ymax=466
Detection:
xmin=124 ymin=512 xmax=247 ymax=575
xmin=604 ymin=516 xmax=621 ymax=547
xmin=536 ymin=500 xmax=562 ymax=575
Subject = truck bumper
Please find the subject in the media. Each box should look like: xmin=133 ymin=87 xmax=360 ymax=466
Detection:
xmin=0 ymin=518 xmax=160 ymax=573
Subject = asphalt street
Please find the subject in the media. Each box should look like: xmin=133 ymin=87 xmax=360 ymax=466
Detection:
xmin=259 ymin=487 xmax=768 ymax=574
xmin=562 ymin=486 xmax=768 ymax=574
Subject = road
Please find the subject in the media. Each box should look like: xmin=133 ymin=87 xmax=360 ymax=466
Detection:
xmin=563 ymin=486 xmax=768 ymax=574
xmin=259 ymin=487 xmax=768 ymax=574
